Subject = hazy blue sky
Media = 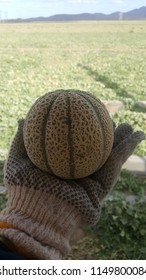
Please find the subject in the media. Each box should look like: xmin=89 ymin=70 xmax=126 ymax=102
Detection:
xmin=0 ymin=0 xmax=145 ymax=20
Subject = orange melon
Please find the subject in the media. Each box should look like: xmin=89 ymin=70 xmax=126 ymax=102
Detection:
xmin=23 ymin=90 xmax=114 ymax=179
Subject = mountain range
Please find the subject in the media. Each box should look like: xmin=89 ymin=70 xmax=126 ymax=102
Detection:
xmin=6 ymin=6 xmax=146 ymax=23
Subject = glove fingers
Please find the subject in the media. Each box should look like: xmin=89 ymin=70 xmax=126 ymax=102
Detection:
xmin=89 ymin=130 xmax=145 ymax=201
xmin=113 ymin=123 xmax=133 ymax=149
xmin=112 ymin=130 xmax=145 ymax=163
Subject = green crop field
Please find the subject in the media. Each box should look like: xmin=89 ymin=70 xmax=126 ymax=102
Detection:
xmin=0 ymin=20 xmax=146 ymax=159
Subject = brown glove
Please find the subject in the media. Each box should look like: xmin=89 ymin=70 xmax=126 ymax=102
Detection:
xmin=0 ymin=119 xmax=145 ymax=259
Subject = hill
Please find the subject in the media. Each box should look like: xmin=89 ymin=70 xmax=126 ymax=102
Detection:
xmin=5 ymin=6 xmax=146 ymax=22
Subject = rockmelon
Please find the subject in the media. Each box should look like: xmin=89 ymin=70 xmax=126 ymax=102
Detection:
xmin=23 ymin=89 xmax=114 ymax=179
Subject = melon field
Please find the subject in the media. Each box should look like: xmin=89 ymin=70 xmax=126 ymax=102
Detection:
xmin=0 ymin=20 xmax=146 ymax=158
xmin=0 ymin=20 xmax=146 ymax=259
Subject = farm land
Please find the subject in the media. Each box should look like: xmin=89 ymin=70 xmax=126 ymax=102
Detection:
xmin=0 ymin=21 xmax=146 ymax=259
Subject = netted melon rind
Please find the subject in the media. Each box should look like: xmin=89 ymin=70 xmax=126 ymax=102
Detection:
xmin=23 ymin=90 xmax=114 ymax=179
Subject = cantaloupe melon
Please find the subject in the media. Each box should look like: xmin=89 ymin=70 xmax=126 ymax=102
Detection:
xmin=23 ymin=89 xmax=114 ymax=179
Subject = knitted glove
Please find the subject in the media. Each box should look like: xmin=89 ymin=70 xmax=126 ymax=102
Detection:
xmin=0 ymin=119 xmax=145 ymax=259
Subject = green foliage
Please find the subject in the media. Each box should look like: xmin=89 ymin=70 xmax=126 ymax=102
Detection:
xmin=95 ymin=197 xmax=146 ymax=259
xmin=115 ymin=170 xmax=146 ymax=195
xmin=113 ymin=111 xmax=146 ymax=132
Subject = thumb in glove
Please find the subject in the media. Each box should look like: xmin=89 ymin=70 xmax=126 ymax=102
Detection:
xmin=87 ymin=123 xmax=145 ymax=201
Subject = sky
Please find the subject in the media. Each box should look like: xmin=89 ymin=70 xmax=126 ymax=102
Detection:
xmin=0 ymin=0 xmax=146 ymax=20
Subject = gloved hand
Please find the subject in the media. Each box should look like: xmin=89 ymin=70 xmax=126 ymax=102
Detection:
xmin=0 ymin=119 xmax=145 ymax=259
